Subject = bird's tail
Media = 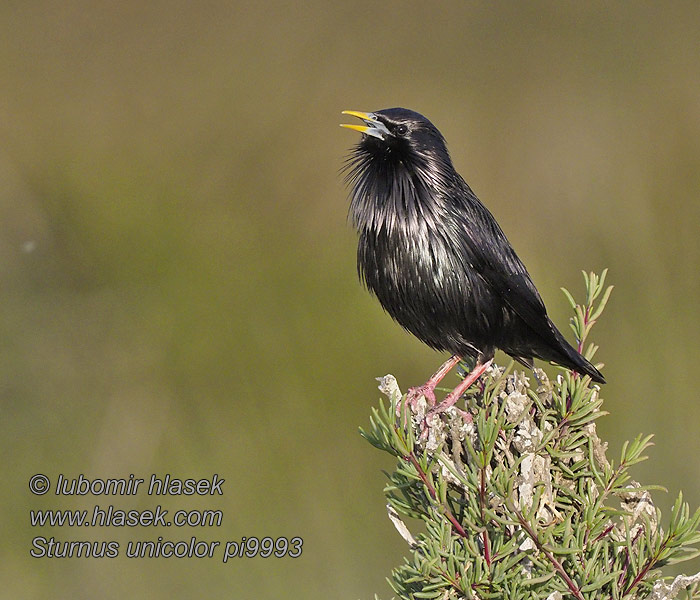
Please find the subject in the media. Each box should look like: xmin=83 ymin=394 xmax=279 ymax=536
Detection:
xmin=548 ymin=323 xmax=606 ymax=384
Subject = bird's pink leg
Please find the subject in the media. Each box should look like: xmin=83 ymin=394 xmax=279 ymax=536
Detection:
xmin=401 ymin=355 xmax=461 ymax=414
xmin=428 ymin=358 xmax=493 ymax=417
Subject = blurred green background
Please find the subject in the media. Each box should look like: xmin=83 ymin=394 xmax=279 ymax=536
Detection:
xmin=2 ymin=1 xmax=699 ymax=598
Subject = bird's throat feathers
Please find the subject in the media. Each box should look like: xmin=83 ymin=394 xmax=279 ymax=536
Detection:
xmin=344 ymin=139 xmax=455 ymax=236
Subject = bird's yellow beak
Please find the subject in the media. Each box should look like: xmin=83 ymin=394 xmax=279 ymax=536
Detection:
xmin=340 ymin=110 xmax=373 ymax=134
xmin=340 ymin=110 xmax=391 ymax=140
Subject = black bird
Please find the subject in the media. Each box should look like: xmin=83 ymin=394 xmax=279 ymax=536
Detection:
xmin=341 ymin=108 xmax=604 ymax=413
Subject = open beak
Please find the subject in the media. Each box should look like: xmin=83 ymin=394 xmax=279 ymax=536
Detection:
xmin=340 ymin=110 xmax=391 ymax=140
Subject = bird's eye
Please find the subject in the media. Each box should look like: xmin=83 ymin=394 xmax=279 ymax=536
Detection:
xmin=395 ymin=124 xmax=408 ymax=136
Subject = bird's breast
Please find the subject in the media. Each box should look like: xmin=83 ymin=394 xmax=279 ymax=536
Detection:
xmin=357 ymin=214 xmax=500 ymax=356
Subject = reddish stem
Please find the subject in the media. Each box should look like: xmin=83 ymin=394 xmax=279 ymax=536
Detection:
xmin=621 ymin=531 xmax=670 ymax=597
xmin=593 ymin=523 xmax=615 ymax=543
xmin=406 ymin=453 xmax=468 ymax=539
xmin=515 ymin=510 xmax=585 ymax=600
xmin=479 ymin=467 xmax=492 ymax=568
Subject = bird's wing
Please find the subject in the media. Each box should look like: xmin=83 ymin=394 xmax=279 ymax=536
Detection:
xmin=452 ymin=185 xmax=551 ymax=331
xmin=481 ymin=233 xmax=550 ymax=329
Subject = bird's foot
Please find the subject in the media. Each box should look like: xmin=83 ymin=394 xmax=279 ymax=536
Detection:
xmin=417 ymin=359 xmax=493 ymax=441
xmin=396 ymin=383 xmax=437 ymax=427
xmin=395 ymin=354 xmax=462 ymax=420
xmin=406 ymin=383 xmax=437 ymax=408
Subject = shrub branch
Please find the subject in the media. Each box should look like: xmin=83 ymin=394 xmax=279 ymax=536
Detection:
xmin=362 ymin=272 xmax=700 ymax=600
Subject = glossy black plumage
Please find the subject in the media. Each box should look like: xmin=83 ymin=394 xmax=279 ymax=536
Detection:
xmin=342 ymin=108 xmax=605 ymax=384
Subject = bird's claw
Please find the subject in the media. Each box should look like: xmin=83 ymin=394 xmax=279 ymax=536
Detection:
xmin=397 ymin=376 xmax=473 ymax=440
xmin=396 ymin=383 xmax=437 ymax=420
xmin=407 ymin=384 xmax=437 ymax=407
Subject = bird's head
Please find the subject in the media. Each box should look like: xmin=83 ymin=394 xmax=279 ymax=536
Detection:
xmin=341 ymin=108 xmax=457 ymax=222
xmin=341 ymin=108 xmax=449 ymax=160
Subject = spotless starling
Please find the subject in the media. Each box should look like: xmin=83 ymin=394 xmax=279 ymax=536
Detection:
xmin=341 ymin=108 xmax=605 ymax=415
